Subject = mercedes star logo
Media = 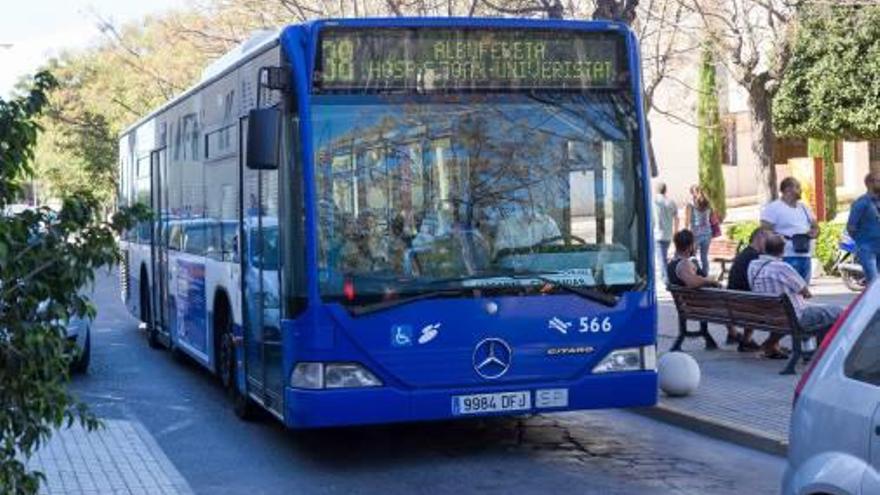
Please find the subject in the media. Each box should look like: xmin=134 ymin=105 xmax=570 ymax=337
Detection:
xmin=473 ymin=338 xmax=512 ymax=379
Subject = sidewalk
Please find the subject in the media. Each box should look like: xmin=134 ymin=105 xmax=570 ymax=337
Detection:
xmin=26 ymin=419 xmax=193 ymax=495
xmin=644 ymin=277 xmax=858 ymax=456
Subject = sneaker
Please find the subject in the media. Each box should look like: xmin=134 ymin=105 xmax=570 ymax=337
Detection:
xmin=738 ymin=340 xmax=761 ymax=352
xmin=763 ymin=349 xmax=789 ymax=360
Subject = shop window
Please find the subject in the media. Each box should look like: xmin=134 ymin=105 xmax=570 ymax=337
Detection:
xmin=773 ymin=137 xmax=808 ymax=165
xmin=722 ymin=117 xmax=737 ymax=166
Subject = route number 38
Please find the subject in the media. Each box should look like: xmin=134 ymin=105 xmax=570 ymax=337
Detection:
xmin=579 ymin=317 xmax=612 ymax=333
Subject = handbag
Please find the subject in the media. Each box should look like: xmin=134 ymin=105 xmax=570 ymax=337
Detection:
xmin=790 ymin=204 xmax=813 ymax=254
xmin=791 ymin=233 xmax=811 ymax=254
xmin=709 ymin=212 xmax=722 ymax=238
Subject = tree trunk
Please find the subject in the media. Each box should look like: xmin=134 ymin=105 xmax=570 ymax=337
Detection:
xmin=546 ymin=0 xmax=564 ymax=19
xmin=747 ymin=83 xmax=778 ymax=203
xmin=646 ymin=125 xmax=658 ymax=177
xmin=592 ymin=0 xmax=639 ymax=24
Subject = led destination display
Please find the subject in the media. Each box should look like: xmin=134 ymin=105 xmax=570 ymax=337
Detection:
xmin=316 ymin=28 xmax=627 ymax=91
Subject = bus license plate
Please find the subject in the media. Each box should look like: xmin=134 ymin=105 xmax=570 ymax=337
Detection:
xmin=452 ymin=391 xmax=531 ymax=415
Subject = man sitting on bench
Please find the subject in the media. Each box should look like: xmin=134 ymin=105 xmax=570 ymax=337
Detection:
xmin=726 ymin=227 xmax=769 ymax=353
xmin=748 ymin=234 xmax=844 ymax=359
xmin=668 ymin=229 xmax=721 ymax=289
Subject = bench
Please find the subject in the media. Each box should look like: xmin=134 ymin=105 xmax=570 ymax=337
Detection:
xmin=708 ymin=238 xmax=742 ymax=282
xmin=668 ymin=286 xmax=817 ymax=375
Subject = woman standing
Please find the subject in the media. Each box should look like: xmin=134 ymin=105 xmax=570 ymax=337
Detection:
xmin=685 ymin=185 xmax=714 ymax=276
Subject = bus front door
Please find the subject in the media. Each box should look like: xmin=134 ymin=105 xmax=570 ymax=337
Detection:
xmin=241 ymin=118 xmax=284 ymax=416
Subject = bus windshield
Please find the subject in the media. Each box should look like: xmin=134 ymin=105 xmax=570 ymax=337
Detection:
xmin=312 ymin=92 xmax=646 ymax=304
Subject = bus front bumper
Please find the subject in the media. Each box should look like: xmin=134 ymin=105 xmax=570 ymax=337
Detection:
xmin=284 ymin=371 xmax=657 ymax=428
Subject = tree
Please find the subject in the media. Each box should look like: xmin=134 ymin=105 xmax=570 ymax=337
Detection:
xmin=697 ymin=45 xmax=726 ymax=220
xmin=807 ymin=137 xmax=837 ymax=220
xmin=31 ymin=14 xmax=208 ymax=208
xmin=774 ymin=4 xmax=880 ymax=140
xmin=684 ymin=0 xmax=804 ymax=202
xmin=0 ymin=72 xmax=144 ymax=495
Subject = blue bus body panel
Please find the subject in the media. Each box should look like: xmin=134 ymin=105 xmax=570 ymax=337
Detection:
xmin=280 ymin=292 xmax=656 ymax=428
xmin=286 ymin=372 xmax=656 ymax=428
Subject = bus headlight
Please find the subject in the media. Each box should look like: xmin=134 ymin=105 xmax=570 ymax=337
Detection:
xmin=325 ymin=363 xmax=382 ymax=389
xmin=592 ymin=346 xmax=657 ymax=374
xmin=291 ymin=362 xmax=382 ymax=389
xmin=291 ymin=363 xmax=323 ymax=389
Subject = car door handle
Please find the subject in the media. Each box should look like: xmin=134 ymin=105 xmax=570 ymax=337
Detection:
xmin=875 ymin=425 xmax=880 ymax=436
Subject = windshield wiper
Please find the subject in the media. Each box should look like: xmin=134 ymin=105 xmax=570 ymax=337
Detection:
xmin=527 ymin=274 xmax=620 ymax=307
xmin=428 ymin=271 xmax=621 ymax=307
xmin=348 ymin=289 xmax=471 ymax=316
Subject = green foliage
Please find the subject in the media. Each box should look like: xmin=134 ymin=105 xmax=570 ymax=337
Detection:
xmin=0 ymin=72 xmax=55 ymax=204
xmin=775 ymin=5 xmax=880 ymax=139
xmin=808 ymin=138 xmax=838 ymax=221
xmin=696 ymin=46 xmax=726 ymax=221
xmin=816 ymin=222 xmax=845 ymax=275
xmin=0 ymin=72 xmax=147 ymax=495
xmin=726 ymin=221 xmax=761 ymax=246
xmin=31 ymin=15 xmax=209 ymax=207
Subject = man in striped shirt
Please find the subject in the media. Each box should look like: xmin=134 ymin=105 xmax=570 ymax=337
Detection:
xmin=748 ymin=235 xmax=843 ymax=358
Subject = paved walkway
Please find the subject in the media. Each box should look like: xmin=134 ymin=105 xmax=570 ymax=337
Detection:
xmin=27 ymin=419 xmax=193 ymax=495
xmin=652 ymin=276 xmax=859 ymax=454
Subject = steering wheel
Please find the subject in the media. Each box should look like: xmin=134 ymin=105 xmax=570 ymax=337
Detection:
xmin=534 ymin=234 xmax=587 ymax=248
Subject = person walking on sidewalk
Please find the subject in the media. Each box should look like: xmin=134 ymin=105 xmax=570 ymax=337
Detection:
xmin=654 ymin=182 xmax=679 ymax=286
xmin=684 ymin=185 xmax=714 ymax=276
xmin=726 ymin=227 xmax=770 ymax=351
xmin=847 ymin=172 xmax=880 ymax=284
xmin=748 ymin=235 xmax=843 ymax=359
xmin=761 ymin=177 xmax=819 ymax=284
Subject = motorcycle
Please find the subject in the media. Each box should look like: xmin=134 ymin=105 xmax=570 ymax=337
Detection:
xmin=833 ymin=232 xmax=866 ymax=292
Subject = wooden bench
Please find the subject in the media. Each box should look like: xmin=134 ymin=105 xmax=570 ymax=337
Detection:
xmin=708 ymin=238 xmax=742 ymax=282
xmin=668 ymin=286 xmax=817 ymax=375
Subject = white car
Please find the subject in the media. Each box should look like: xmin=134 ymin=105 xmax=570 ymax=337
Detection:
xmin=35 ymin=300 xmax=91 ymax=374
xmin=67 ymin=315 xmax=91 ymax=374
xmin=783 ymin=280 xmax=880 ymax=495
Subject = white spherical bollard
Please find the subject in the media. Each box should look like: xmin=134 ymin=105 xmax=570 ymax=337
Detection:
xmin=658 ymin=352 xmax=701 ymax=397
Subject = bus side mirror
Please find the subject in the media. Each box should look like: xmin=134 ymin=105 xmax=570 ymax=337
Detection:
xmin=246 ymin=108 xmax=280 ymax=170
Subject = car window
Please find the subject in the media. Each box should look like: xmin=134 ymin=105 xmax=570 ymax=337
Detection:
xmin=168 ymin=225 xmax=183 ymax=251
xmin=184 ymin=226 xmax=209 ymax=256
xmin=137 ymin=221 xmax=151 ymax=244
xmin=845 ymin=310 xmax=880 ymax=387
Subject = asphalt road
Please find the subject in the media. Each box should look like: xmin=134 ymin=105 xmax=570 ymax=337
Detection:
xmin=72 ymin=270 xmax=785 ymax=495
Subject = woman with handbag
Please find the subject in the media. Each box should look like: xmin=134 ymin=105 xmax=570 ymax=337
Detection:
xmin=760 ymin=177 xmax=820 ymax=283
xmin=684 ymin=185 xmax=716 ymax=276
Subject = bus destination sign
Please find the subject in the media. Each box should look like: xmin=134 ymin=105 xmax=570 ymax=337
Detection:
xmin=315 ymin=28 xmax=627 ymax=92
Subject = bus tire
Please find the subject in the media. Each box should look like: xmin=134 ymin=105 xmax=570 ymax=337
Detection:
xmin=140 ymin=272 xmax=161 ymax=349
xmin=214 ymin=295 xmax=254 ymax=421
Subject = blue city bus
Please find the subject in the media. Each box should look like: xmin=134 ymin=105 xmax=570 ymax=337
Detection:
xmin=118 ymin=17 xmax=657 ymax=428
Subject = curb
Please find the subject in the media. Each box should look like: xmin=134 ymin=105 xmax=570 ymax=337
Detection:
xmin=634 ymin=404 xmax=788 ymax=457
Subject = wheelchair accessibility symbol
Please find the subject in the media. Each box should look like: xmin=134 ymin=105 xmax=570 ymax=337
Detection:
xmin=391 ymin=325 xmax=413 ymax=347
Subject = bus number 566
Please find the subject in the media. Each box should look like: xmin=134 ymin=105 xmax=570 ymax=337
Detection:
xmin=579 ymin=317 xmax=612 ymax=333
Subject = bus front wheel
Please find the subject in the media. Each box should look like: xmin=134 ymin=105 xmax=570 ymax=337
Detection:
xmin=140 ymin=274 xmax=161 ymax=349
xmin=215 ymin=299 xmax=254 ymax=421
